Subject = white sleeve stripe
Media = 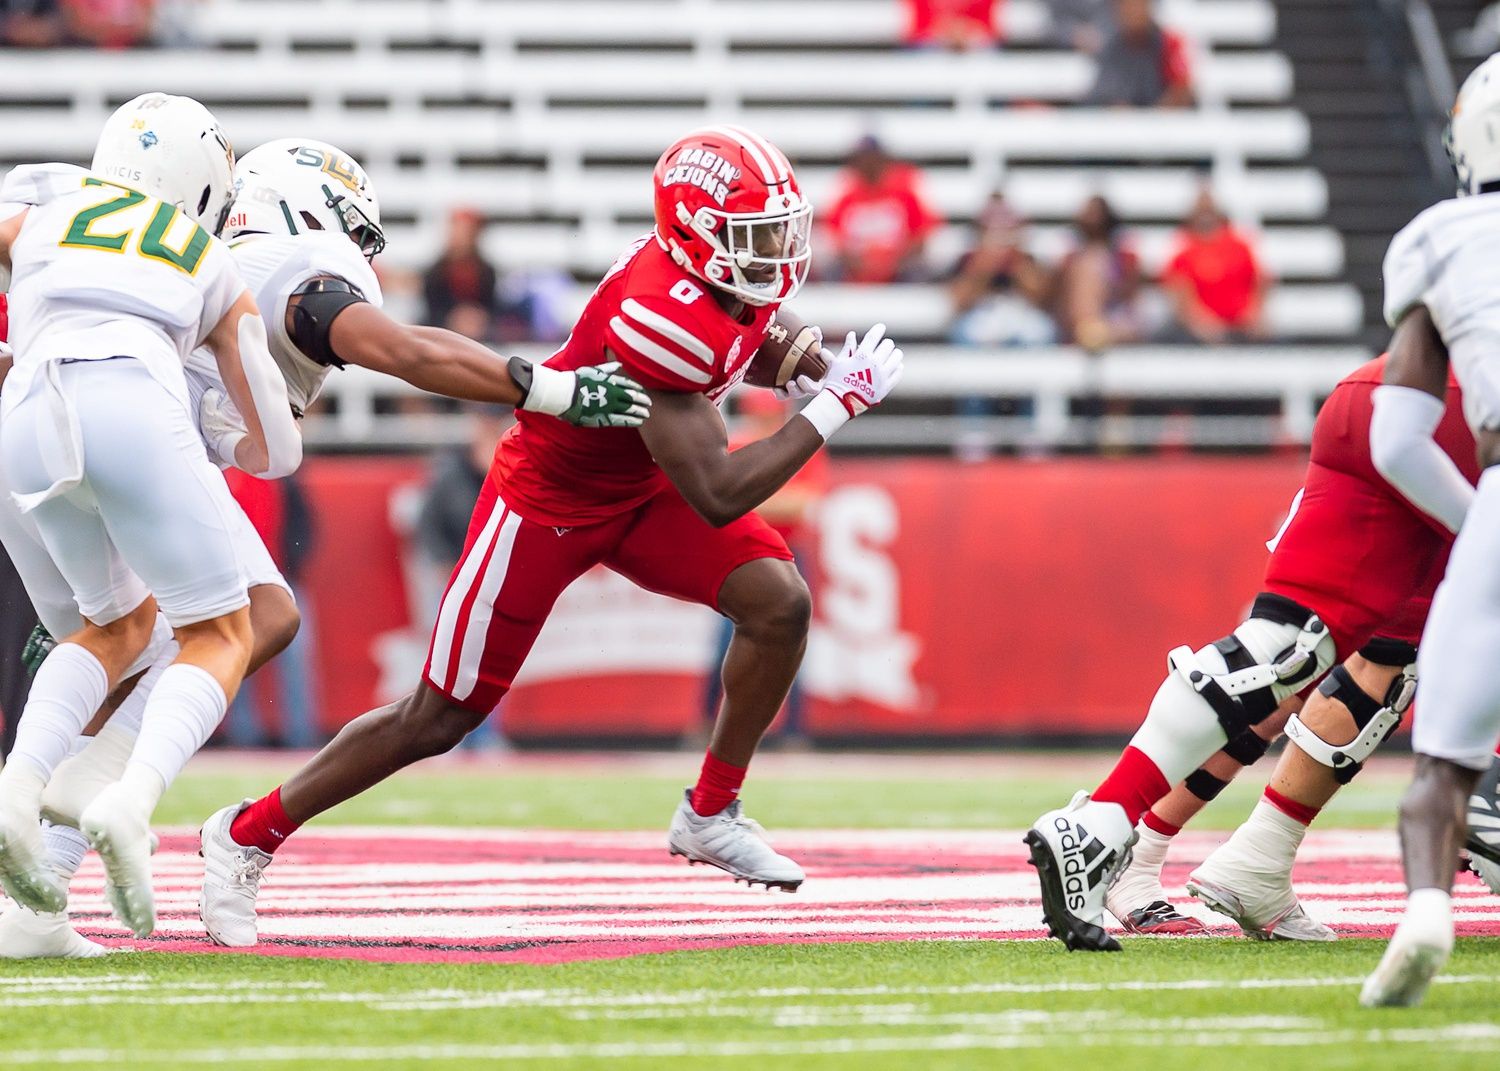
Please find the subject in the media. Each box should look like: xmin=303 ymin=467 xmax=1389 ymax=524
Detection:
xmin=609 ymin=317 xmax=713 ymax=384
xmin=619 ymin=298 xmax=715 ymax=364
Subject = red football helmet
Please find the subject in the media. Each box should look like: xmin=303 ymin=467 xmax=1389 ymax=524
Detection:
xmin=653 ymin=126 xmax=812 ymax=306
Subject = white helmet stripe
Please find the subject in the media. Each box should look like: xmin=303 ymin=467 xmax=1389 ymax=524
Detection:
xmin=705 ymin=125 xmax=787 ymax=185
xmin=727 ymin=124 xmax=791 ymax=183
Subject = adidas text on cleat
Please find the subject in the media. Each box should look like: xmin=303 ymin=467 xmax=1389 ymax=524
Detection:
xmin=667 ymin=791 xmax=804 ymax=891
xmin=199 ymin=800 xmax=272 ymax=947
xmin=1024 ymin=791 xmax=1137 ymax=952
xmin=79 ymin=784 xmax=156 ymax=939
xmin=0 ymin=903 xmax=108 ymax=959
xmin=0 ymin=810 xmax=68 ymax=914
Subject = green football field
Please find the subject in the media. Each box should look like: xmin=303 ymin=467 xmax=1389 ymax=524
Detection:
xmin=0 ymin=750 xmax=1495 ymax=1070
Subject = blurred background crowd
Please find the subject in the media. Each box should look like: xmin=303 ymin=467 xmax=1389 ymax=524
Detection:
xmin=0 ymin=0 xmax=1488 ymax=748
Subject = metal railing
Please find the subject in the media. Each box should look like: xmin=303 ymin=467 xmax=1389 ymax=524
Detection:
xmin=304 ymin=344 xmax=1373 ymax=453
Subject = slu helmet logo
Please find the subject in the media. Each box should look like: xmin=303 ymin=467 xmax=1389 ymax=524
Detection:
xmin=138 ymin=130 xmax=159 ymax=150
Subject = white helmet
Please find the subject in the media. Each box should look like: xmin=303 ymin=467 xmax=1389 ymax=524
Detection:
xmin=91 ymin=93 xmax=235 ymax=231
xmin=223 ymin=138 xmax=385 ymax=258
xmin=1447 ymin=53 xmax=1500 ymax=195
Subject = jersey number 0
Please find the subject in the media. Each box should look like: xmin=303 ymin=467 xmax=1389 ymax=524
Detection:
xmin=59 ymin=178 xmax=210 ymax=276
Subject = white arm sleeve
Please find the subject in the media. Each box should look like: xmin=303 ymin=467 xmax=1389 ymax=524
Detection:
xmin=1370 ymin=384 xmax=1474 ymax=533
xmin=235 ymin=313 xmax=303 ymax=479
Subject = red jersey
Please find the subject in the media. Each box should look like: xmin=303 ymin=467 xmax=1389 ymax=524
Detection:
xmin=1263 ymin=354 xmax=1476 ymax=654
xmin=491 ymin=234 xmax=778 ymax=527
xmin=0 ymin=293 xmax=9 ymax=345
xmin=1161 ymin=224 xmax=1263 ymax=327
xmin=1307 ymin=355 xmax=1477 ymax=508
xmin=823 ymin=164 xmax=941 ymax=284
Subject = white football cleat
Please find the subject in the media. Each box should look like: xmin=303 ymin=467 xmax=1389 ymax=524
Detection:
xmin=1186 ymin=841 xmax=1335 ymax=942
xmin=0 ymin=902 xmax=108 ymax=959
xmin=668 ymin=791 xmax=804 ymax=891
xmin=1024 ymin=791 xmax=1137 ymax=952
xmin=199 ymin=800 xmax=272 ymax=947
xmin=0 ymin=806 xmax=68 ymax=914
xmin=1361 ymin=889 xmax=1455 ymax=1007
xmin=79 ymin=783 xmax=156 ymax=939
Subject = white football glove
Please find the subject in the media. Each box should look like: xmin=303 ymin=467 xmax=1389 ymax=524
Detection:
xmin=198 ymin=386 xmax=248 ymax=468
xmin=0 ymin=340 xmax=11 ymax=362
xmin=798 ymin=323 xmax=904 ymax=440
xmin=826 ymin=323 xmax=903 ymax=416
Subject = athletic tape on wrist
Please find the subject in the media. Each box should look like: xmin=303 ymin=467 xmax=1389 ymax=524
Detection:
xmin=800 ymin=390 xmax=851 ymax=441
xmin=520 ymin=363 xmax=576 ymax=417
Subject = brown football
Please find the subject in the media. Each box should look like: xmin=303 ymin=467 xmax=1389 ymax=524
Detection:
xmin=743 ymin=307 xmax=827 ymax=389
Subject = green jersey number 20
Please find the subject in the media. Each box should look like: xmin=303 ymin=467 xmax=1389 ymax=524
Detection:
xmin=59 ymin=177 xmax=210 ymax=276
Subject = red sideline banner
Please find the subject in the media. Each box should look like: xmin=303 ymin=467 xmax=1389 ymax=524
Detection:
xmin=297 ymin=455 xmax=1309 ymax=739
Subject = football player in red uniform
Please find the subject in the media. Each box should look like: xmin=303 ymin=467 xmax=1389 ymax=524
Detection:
xmin=198 ymin=126 xmax=905 ymax=947
xmin=1025 ymin=348 xmax=1478 ymax=952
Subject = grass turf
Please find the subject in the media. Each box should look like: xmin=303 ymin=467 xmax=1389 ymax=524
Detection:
xmin=153 ymin=748 xmax=1414 ymax=831
xmin=0 ymin=751 xmax=1469 ymax=1069
xmin=2 ymin=940 xmax=1498 ymax=1068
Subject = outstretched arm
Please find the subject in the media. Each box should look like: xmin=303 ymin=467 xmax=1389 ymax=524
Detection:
xmin=316 ymin=296 xmax=647 ymax=426
xmin=1371 ymin=306 xmax=1473 ymax=533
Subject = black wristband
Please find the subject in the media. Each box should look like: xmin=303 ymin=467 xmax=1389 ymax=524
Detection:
xmin=507 ymin=355 xmax=534 ymax=405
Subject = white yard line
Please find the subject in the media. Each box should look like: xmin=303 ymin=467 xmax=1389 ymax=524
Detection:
xmin=2 ymin=975 xmax=1496 ymax=1013
xmin=5 ymin=1023 xmax=1500 ymax=1064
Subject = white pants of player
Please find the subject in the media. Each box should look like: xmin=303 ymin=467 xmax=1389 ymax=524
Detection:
xmin=1414 ymin=466 xmax=1500 ymax=769
xmin=0 ymin=358 xmax=251 ymax=629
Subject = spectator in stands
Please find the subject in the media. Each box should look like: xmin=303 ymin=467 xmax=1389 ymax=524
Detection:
xmin=701 ymin=391 xmax=826 ymax=749
xmin=422 ymin=207 xmax=500 ymax=330
xmin=62 ymin=0 xmax=156 ymax=48
xmin=1052 ymin=194 xmax=1143 ymax=350
xmin=221 ymin=472 xmax=322 ymax=749
xmin=903 ymin=0 xmax=1000 ymax=51
xmin=1 ymin=0 xmax=64 ymax=45
xmin=821 ymin=136 xmax=942 ymax=285
xmin=948 ymin=192 xmax=1055 ymax=347
xmin=1086 ymin=0 xmax=1193 ymax=108
xmin=1159 ymin=187 xmax=1270 ymax=343
xmin=414 ymin=403 xmax=514 ymax=748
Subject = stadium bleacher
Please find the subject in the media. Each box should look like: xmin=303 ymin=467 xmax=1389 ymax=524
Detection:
xmin=0 ymin=0 xmax=1372 ymax=449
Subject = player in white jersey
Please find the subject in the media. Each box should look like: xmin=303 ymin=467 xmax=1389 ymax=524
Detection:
xmin=1361 ymin=53 xmax=1500 ymax=1006
xmin=0 ymin=135 xmax=651 ymax=951
xmin=0 ymin=92 xmax=308 ymax=938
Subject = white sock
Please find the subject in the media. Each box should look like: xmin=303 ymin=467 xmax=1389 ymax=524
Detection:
xmin=0 ymin=644 xmax=109 ymax=789
xmin=1130 ymin=822 xmax=1174 ymax=878
xmin=1221 ymin=798 xmax=1308 ymax=872
xmin=120 ymin=663 xmax=227 ymax=813
xmin=40 ymin=820 xmax=88 ymax=882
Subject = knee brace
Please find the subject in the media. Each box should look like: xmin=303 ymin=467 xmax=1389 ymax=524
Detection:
xmin=1167 ymin=593 xmax=1335 ymax=760
xmin=1284 ymin=651 xmax=1416 ymax=785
